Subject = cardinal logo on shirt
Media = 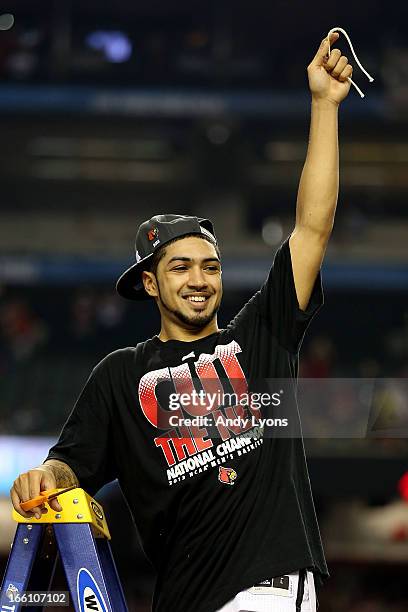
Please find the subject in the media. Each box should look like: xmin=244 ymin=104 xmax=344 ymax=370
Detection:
xmin=147 ymin=227 xmax=158 ymax=241
xmin=218 ymin=466 xmax=237 ymax=485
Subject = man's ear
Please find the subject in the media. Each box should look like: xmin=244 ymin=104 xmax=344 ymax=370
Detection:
xmin=142 ymin=270 xmax=159 ymax=298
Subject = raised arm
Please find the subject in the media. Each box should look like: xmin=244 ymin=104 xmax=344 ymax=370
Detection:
xmin=289 ymin=31 xmax=352 ymax=310
xmin=10 ymin=459 xmax=79 ymax=519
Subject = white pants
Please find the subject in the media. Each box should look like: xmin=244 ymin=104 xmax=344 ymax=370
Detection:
xmin=216 ymin=571 xmax=317 ymax=612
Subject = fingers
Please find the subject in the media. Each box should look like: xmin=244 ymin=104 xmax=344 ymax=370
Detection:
xmin=324 ymin=48 xmax=341 ymax=69
xmin=338 ymin=65 xmax=353 ymax=82
xmin=321 ymin=32 xmax=339 ymax=52
xmin=10 ymin=468 xmax=58 ymax=520
xmin=18 ymin=472 xmax=42 ymax=517
xmin=49 ymin=497 xmax=63 ymax=513
xmin=10 ymin=486 xmax=31 ymax=519
xmin=324 ymin=31 xmax=340 ymax=46
xmin=29 ymin=475 xmax=41 ymax=501
xmin=324 ymin=49 xmax=353 ymax=81
xmin=311 ymin=32 xmax=339 ymax=65
xmin=329 ymin=53 xmax=348 ymax=77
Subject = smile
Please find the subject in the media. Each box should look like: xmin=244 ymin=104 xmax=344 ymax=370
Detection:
xmin=184 ymin=296 xmax=208 ymax=302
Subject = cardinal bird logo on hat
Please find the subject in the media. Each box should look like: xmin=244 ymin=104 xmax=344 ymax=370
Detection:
xmin=218 ymin=466 xmax=237 ymax=485
xmin=147 ymin=227 xmax=159 ymax=241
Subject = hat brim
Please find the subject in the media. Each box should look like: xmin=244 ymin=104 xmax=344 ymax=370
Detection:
xmin=116 ymin=253 xmax=154 ymax=301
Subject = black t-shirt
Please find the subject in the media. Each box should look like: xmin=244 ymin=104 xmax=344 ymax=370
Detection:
xmin=45 ymin=237 xmax=328 ymax=612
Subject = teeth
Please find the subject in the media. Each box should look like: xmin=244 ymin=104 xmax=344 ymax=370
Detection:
xmin=187 ymin=296 xmax=206 ymax=302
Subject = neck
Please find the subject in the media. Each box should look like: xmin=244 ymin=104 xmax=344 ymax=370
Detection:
xmin=158 ymin=317 xmax=219 ymax=342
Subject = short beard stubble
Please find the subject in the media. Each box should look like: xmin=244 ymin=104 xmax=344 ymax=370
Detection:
xmin=157 ymin=281 xmax=220 ymax=330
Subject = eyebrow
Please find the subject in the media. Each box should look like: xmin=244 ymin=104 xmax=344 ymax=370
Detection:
xmin=167 ymin=256 xmax=221 ymax=264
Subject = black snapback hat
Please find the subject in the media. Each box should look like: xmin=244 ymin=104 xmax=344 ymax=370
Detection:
xmin=116 ymin=214 xmax=217 ymax=300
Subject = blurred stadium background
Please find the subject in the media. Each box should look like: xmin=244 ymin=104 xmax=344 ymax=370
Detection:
xmin=0 ymin=1 xmax=407 ymax=610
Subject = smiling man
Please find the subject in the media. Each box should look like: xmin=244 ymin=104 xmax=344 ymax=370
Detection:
xmin=10 ymin=31 xmax=352 ymax=612
xmin=139 ymin=230 xmax=223 ymax=339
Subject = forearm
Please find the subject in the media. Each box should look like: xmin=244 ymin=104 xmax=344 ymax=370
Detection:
xmin=42 ymin=459 xmax=79 ymax=487
xmin=295 ymin=97 xmax=339 ymax=236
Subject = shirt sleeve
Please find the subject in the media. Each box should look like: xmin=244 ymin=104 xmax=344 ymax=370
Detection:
xmin=44 ymin=360 xmax=118 ymax=496
xmin=228 ymin=235 xmax=324 ymax=354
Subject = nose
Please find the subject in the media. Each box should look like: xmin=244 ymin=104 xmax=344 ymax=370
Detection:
xmin=187 ymin=266 xmax=208 ymax=289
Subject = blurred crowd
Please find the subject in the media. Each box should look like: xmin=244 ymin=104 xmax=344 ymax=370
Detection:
xmin=0 ymin=1 xmax=406 ymax=101
xmin=0 ymin=283 xmax=406 ymax=437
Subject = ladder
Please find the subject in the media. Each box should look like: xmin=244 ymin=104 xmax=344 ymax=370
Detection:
xmin=0 ymin=488 xmax=128 ymax=612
